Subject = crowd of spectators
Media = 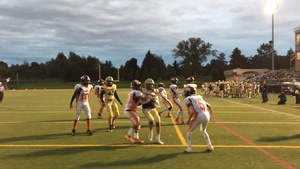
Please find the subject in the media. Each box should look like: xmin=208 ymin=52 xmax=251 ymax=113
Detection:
xmin=244 ymin=69 xmax=300 ymax=85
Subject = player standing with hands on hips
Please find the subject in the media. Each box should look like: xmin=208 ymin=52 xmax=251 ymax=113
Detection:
xmin=70 ymin=75 xmax=93 ymax=136
xmin=184 ymin=86 xmax=214 ymax=153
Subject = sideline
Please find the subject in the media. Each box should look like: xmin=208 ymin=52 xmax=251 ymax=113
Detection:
xmin=213 ymin=98 xmax=297 ymax=169
xmin=219 ymin=98 xmax=300 ymax=118
xmin=0 ymin=144 xmax=299 ymax=148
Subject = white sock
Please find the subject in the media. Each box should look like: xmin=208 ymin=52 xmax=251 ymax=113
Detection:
xmin=127 ymin=127 xmax=134 ymax=136
xmin=134 ymin=133 xmax=139 ymax=139
xmin=156 ymin=134 xmax=160 ymax=140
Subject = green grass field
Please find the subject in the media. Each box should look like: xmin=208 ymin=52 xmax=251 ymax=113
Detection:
xmin=0 ymin=89 xmax=299 ymax=169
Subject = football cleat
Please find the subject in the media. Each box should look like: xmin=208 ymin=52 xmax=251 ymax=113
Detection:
xmin=86 ymin=130 xmax=93 ymax=136
xmin=203 ymin=149 xmax=213 ymax=153
xmin=180 ymin=118 xmax=185 ymax=124
xmin=174 ymin=117 xmax=180 ymax=124
xmin=166 ymin=114 xmax=171 ymax=118
xmin=184 ymin=148 xmax=192 ymax=153
xmin=156 ymin=139 xmax=164 ymax=145
xmin=71 ymin=130 xmax=76 ymax=136
xmin=125 ymin=134 xmax=134 ymax=143
xmin=148 ymin=134 xmax=153 ymax=141
xmin=133 ymin=138 xmax=144 ymax=144
xmin=97 ymin=113 xmax=102 ymax=119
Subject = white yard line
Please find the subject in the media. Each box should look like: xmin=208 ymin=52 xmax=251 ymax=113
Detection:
xmin=218 ymin=98 xmax=300 ymax=119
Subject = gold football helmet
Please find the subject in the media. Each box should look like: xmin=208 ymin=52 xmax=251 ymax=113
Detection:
xmin=145 ymin=78 xmax=155 ymax=90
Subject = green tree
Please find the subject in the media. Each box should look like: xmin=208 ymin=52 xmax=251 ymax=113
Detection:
xmin=172 ymin=37 xmax=217 ymax=77
xmin=86 ymin=56 xmax=100 ymax=80
xmin=208 ymin=53 xmax=227 ymax=80
xmin=228 ymin=48 xmax=250 ymax=69
xmin=172 ymin=60 xmax=181 ymax=76
xmin=250 ymin=42 xmax=275 ymax=69
xmin=140 ymin=50 xmax=166 ymax=81
xmin=121 ymin=58 xmax=140 ymax=81
xmin=165 ymin=64 xmax=177 ymax=80
xmin=0 ymin=61 xmax=9 ymax=78
xmin=101 ymin=60 xmax=118 ymax=81
xmin=30 ymin=62 xmax=46 ymax=78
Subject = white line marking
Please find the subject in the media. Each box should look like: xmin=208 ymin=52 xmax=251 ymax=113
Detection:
xmin=219 ymin=99 xmax=300 ymax=119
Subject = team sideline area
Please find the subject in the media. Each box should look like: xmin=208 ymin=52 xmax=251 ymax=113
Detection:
xmin=0 ymin=89 xmax=299 ymax=169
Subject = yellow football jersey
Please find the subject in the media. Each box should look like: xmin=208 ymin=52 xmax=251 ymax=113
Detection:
xmin=102 ymin=84 xmax=117 ymax=100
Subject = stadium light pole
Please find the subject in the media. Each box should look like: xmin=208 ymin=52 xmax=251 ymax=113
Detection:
xmin=271 ymin=12 xmax=274 ymax=71
xmin=265 ymin=0 xmax=279 ymax=71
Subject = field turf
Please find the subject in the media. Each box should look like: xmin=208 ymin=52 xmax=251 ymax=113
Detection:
xmin=0 ymin=89 xmax=299 ymax=169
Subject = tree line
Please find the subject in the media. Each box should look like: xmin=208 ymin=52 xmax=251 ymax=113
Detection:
xmin=0 ymin=37 xmax=294 ymax=82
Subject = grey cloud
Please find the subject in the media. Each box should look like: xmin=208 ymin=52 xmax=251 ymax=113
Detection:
xmin=0 ymin=0 xmax=299 ymax=66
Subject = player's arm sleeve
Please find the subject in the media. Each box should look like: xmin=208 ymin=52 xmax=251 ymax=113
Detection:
xmin=206 ymin=103 xmax=214 ymax=117
xmin=70 ymin=88 xmax=81 ymax=105
xmin=94 ymin=87 xmax=99 ymax=95
xmin=100 ymin=90 xmax=105 ymax=104
xmin=114 ymin=91 xmax=122 ymax=105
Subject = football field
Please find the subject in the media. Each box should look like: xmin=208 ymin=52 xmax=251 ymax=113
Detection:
xmin=0 ymin=89 xmax=299 ymax=169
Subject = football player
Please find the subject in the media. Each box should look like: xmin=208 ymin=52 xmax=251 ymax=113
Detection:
xmin=124 ymin=80 xmax=150 ymax=143
xmin=186 ymin=76 xmax=197 ymax=90
xmin=169 ymin=77 xmax=184 ymax=124
xmin=100 ymin=76 xmax=123 ymax=132
xmin=184 ymin=86 xmax=214 ymax=153
xmin=94 ymin=79 xmax=105 ymax=118
xmin=141 ymin=78 xmax=164 ymax=144
xmin=70 ymin=75 xmax=93 ymax=136
xmin=157 ymin=82 xmax=173 ymax=117
xmin=0 ymin=78 xmax=10 ymax=103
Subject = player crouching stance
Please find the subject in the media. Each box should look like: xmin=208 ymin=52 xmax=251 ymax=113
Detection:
xmin=70 ymin=75 xmax=93 ymax=136
xmin=124 ymin=80 xmax=150 ymax=143
xmin=142 ymin=78 xmax=164 ymax=144
xmin=184 ymin=86 xmax=214 ymax=153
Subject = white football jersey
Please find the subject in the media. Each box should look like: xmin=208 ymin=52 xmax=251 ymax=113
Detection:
xmin=170 ymin=84 xmax=182 ymax=98
xmin=186 ymin=83 xmax=197 ymax=90
xmin=125 ymin=90 xmax=144 ymax=110
xmin=184 ymin=95 xmax=209 ymax=115
xmin=77 ymin=84 xmax=93 ymax=101
xmin=94 ymin=84 xmax=102 ymax=95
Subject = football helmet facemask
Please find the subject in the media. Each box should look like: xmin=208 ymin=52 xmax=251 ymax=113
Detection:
xmin=105 ymin=76 xmax=114 ymax=86
xmin=145 ymin=78 xmax=155 ymax=90
xmin=131 ymin=80 xmax=141 ymax=90
xmin=186 ymin=76 xmax=195 ymax=83
xmin=158 ymin=82 xmax=164 ymax=88
xmin=81 ymin=75 xmax=91 ymax=86
xmin=184 ymin=86 xmax=196 ymax=97
xmin=170 ymin=77 xmax=178 ymax=84
xmin=98 ymin=79 xmax=105 ymax=86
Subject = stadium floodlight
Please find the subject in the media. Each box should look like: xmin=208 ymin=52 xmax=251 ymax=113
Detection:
xmin=265 ymin=0 xmax=279 ymax=71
